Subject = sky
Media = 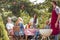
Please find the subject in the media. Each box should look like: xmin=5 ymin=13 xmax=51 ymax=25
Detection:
xmin=29 ymin=0 xmax=45 ymax=4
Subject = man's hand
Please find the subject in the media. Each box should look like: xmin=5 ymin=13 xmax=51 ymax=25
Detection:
xmin=55 ymin=22 xmax=58 ymax=28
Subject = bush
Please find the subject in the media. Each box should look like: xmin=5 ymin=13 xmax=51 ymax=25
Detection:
xmin=0 ymin=16 xmax=9 ymax=40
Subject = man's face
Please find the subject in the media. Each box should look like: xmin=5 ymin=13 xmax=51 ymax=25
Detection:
xmin=51 ymin=2 xmax=56 ymax=7
xmin=51 ymin=2 xmax=53 ymax=6
xmin=8 ymin=19 xmax=11 ymax=22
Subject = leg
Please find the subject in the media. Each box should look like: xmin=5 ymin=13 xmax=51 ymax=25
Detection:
xmin=26 ymin=35 xmax=28 ymax=40
xmin=9 ymin=36 xmax=14 ymax=40
xmin=21 ymin=36 xmax=24 ymax=40
xmin=12 ymin=36 xmax=16 ymax=40
xmin=54 ymin=35 xmax=58 ymax=40
xmin=35 ymin=36 xmax=38 ymax=40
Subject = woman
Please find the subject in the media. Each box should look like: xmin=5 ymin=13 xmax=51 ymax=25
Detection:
xmin=30 ymin=14 xmax=38 ymax=29
xmin=30 ymin=14 xmax=39 ymax=40
xmin=15 ymin=17 xmax=24 ymax=40
xmin=51 ymin=1 xmax=60 ymax=40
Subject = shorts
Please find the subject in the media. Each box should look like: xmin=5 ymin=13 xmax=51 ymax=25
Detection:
xmin=19 ymin=30 xmax=24 ymax=36
xmin=8 ymin=29 xmax=14 ymax=36
xmin=14 ymin=31 xmax=19 ymax=36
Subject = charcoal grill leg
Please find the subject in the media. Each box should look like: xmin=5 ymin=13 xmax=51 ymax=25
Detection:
xmin=48 ymin=37 xmax=50 ymax=40
xmin=41 ymin=36 xmax=45 ymax=40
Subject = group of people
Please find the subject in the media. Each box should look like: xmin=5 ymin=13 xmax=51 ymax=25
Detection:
xmin=6 ymin=14 xmax=39 ymax=40
xmin=6 ymin=1 xmax=60 ymax=40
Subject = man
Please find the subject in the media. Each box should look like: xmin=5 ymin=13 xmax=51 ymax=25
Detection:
xmin=6 ymin=17 xmax=14 ymax=40
xmin=6 ymin=17 xmax=14 ymax=36
xmin=51 ymin=1 xmax=60 ymax=40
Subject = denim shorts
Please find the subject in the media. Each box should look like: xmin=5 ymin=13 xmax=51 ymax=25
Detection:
xmin=19 ymin=29 xmax=24 ymax=36
xmin=14 ymin=31 xmax=19 ymax=36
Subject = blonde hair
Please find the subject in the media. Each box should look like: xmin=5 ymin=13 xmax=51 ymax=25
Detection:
xmin=15 ymin=17 xmax=23 ymax=26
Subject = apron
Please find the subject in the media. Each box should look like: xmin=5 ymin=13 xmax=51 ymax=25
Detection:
xmin=51 ymin=9 xmax=59 ymax=35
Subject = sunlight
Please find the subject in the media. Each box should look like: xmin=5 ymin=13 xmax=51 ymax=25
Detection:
xmin=29 ymin=0 xmax=36 ymax=2
xmin=29 ymin=0 xmax=45 ymax=4
xmin=37 ymin=0 xmax=45 ymax=3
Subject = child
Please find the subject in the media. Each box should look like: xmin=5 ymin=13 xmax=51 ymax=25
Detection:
xmin=25 ymin=22 xmax=31 ymax=29
xmin=45 ymin=18 xmax=51 ymax=29
xmin=44 ymin=20 xmax=50 ymax=29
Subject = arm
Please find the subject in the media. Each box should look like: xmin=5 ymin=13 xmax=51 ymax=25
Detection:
xmin=48 ymin=18 xmax=51 ymax=25
xmin=56 ymin=7 xmax=60 ymax=23
xmin=56 ymin=14 xmax=60 ymax=23
xmin=55 ymin=14 xmax=60 ymax=28
xmin=55 ymin=7 xmax=60 ymax=27
xmin=35 ymin=19 xmax=38 ymax=25
xmin=29 ymin=18 xmax=33 ymax=25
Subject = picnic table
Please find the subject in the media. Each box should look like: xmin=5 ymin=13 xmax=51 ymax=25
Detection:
xmin=24 ymin=29 xmax=38 ymax=40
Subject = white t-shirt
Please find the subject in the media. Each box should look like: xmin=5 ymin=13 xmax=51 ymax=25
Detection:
xmin=55 ymin=6 xmax=60 ymax=14
xmin=6 ymin=23 xmax=14 ymax=30
xmin=30 ymin=18 xmax=38 ymax=25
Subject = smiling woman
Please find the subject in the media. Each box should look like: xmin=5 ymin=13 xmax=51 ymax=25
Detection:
xmin=29 ymin=0 xmax=45 ymax=4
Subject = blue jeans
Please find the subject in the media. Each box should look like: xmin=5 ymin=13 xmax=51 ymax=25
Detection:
xmin=19 ymin=29 xmax=24 ymax=36
xmin=35 ymin=31 xmax=40 ymax=40
xmin=54 ymin=35 xmax=58 ymax=40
